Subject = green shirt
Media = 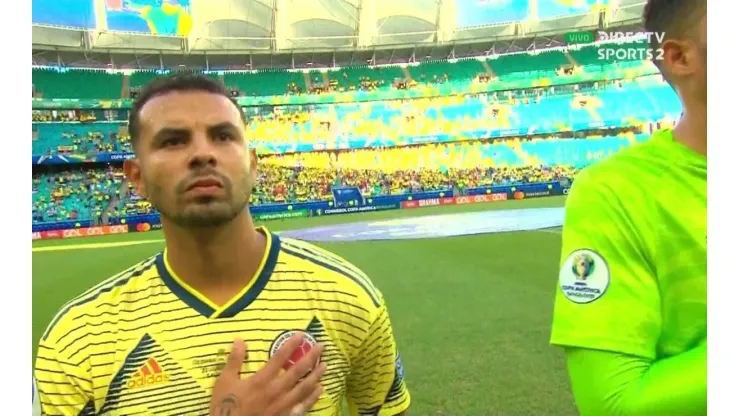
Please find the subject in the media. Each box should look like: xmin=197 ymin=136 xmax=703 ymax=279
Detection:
xmin=551 ymin=129 xmax=707 ymax=414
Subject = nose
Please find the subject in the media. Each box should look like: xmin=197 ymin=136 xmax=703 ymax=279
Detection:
xmin=188 ymin=132 xmax=217 ymax=170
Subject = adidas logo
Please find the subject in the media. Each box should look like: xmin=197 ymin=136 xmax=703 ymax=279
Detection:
xmin=126 ymin=357 xmax=170 ymax=389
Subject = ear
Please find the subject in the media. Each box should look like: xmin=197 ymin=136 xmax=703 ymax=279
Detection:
xmin=662 ymin=38 xmax=699 ymax=79
xmin=249 ymin=148 xmax=258 ymax=172
xmin=123 ymin=158 xmax=147 ymax=199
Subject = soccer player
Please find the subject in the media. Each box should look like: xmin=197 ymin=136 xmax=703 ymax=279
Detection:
xmin=550 ymin=1 xmax=707 ymax=415
xmin=34 ymin=75 xmax=410 ymax=416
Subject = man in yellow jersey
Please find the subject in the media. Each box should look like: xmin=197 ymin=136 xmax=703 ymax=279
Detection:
xmin=551 ymin=1 xmax=707 ymax=415
xmin=34 ymin=75 xmax=411 ymax=416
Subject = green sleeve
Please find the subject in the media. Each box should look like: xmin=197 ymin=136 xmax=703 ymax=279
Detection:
xmin=551 ymin=167 xmax=661 ymax=359
xmin=565 ymin=343 xmax=707 ymax=416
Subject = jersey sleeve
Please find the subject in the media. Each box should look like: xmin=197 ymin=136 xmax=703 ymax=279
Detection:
xmin=551 ymin=168 xmax=661 ymax=359
xmin=34 ymin=340 xmax=96 ymax=416
xmin=346 ymin=301 xmax=411 ymax=416
xmin=565 ymin=343 xmax=707 ymax=416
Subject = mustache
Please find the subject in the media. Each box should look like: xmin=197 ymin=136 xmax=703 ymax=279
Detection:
xmin=176 ymin=169 xmax=231 ymax=194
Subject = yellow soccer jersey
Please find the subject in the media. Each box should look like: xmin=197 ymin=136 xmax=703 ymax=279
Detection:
xmin=35 ymin=228 xmax=410 ymax=416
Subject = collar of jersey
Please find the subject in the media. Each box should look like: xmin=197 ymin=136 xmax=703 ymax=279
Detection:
xmin=155 ymin=226 xmax=281 ymax=319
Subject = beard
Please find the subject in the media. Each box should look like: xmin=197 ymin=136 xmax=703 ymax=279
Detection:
xmin=147 ymin=171 xmax=253 ymax=228
xmin=163 ymin=194 xmax=249 ymax=228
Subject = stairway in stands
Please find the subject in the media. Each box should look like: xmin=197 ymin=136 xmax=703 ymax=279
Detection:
xmin=303 ymin=72 xmax=313 ymax=92
xmin=564 ymin=51 xmax=579 ymax=67
xmin=401 ymin=66 xmax=413 ymax=81
xmin=121 ymin=75 xmax=130 ymax=99
xmin=482 ymin=60 xmax=496 ymax=77
xmin=508 ymin=140 xmax=540 ymax=166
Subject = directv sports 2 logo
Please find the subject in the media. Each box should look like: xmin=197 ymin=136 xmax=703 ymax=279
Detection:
xmin=565 ymin=30 xmax=665 ymax=62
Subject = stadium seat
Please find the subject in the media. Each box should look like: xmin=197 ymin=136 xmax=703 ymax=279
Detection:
xmin=224 ymin=70 xmax=306 ymax=97
xmin=32 ymin=168 xmax=125 ymax=224
xmin=32 ymin=123 xmax=130 ymax=156
xmin=32 ymin=68 xmax=123 ymax=99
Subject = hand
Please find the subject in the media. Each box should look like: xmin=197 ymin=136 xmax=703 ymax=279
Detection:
xmin=210 ymin=334 xmax=327 ymax=416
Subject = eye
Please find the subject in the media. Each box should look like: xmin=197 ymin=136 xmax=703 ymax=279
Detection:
xmin=215 ymin=131 xmax=233 ymax=142
xmin=161 ymin=136 xmax=185 ymax=148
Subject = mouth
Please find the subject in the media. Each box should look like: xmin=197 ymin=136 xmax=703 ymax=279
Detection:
xmin=185 ymin=177 xmax=224 ymax=194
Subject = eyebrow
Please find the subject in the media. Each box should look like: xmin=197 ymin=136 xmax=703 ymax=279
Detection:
xmin=151 ymin=127 xmax=190 ymax=147
xmin=150 ymin=122 xmax=242 ymax=147
xmin=207 ymin=122 xmax=241 ymax=136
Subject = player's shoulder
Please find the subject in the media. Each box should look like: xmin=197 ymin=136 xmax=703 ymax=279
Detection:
xmin=41 ymin=254 xmax=160 ymax=344
xmin=575 ymin=132 xmax=670 ymax=191
xmin=278 ymin=236 xmax=384 ymax=309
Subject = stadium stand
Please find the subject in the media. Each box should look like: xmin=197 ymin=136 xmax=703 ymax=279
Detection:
xmin=32 ymin=77 xmax=674 ymax=157
xmin=32 ymin=167 xmax=124 ymax=224
xmin=32 ymin=68 xmax=123 ymax=99
xmin=31 ymin=44 xmax=652 ymax=100
xmin=32 ymin=122 xmax=131 ymax=156
xmin=32 ymin=130 xmax=644 ymax=224
xmin=31 ymin=44 xmax=675 ymax=227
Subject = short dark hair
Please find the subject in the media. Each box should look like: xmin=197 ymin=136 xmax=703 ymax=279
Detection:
xmin=643 ymin=0 xmax=706 ymax=72
xmin=128 ymin=74 xmax=246 ymax=151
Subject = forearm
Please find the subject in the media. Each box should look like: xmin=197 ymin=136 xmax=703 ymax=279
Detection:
xmin=565 ymin=343 xmax=707 ymax=416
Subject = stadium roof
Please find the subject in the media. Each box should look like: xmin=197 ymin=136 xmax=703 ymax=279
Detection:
xmin=32 ymin=0 xmax=647 ymax=70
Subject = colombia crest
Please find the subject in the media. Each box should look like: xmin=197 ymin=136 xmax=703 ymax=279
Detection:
xmin=269 ymin=330 xmax=319 ymax=371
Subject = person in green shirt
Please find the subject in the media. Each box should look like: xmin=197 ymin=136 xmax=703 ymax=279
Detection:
xmin=551 ymin=1 xmax=707 ymax=415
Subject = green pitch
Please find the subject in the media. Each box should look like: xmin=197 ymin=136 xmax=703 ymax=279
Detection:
xmin=33 ymin=196 xmax=577 ymax=415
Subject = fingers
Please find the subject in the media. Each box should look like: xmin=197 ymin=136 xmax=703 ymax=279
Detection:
xmin=302 ymin=385 xmax=324 ymax=411
xmin=289 ymin=385 xmax=323 ymax=416
xmin=280 ymin=343 xmax=325 ymax=388
xmin=291 ymin=362 xmax=326 ymax=401
xmin=262 ymin=333 xmax=308 ymax=375
xmin=269 ymin=362 xmax=326 ymax=416
xmin=221 ymin=338 xmax=247 ymax=377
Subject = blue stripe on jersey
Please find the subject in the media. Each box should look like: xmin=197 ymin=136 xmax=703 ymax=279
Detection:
xmin=42 ymin=259 xmax=156 ymax=341
xmin=217 ymin=234 xmax=282 ymax=318
xmin=78 ymin=400 xmax=96 ymax=416
xmin=280 ymin=245 xmax=381 ymax=307
xmin=155 ymin=254 xmax=216 ymax=318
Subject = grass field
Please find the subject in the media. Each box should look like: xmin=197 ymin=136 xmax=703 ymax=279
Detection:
xmin=32 ymin=196 xmax=577 ymax=416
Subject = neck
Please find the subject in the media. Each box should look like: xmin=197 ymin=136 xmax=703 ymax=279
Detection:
xmin=162 ymin=212 xmax=266 ymax=291
xmin=673 ymin=102 xmax=707 ymax=156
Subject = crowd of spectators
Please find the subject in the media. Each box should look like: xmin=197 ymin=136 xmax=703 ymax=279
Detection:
xmin=33 ymin=110 xmax=133 ymax=156
xmin=252 ymin=164 xmax=575 ymax=205
xmin=245 ymin=96 xmax=513 ymax=145
xmin=243 ymin=86 xmax=598 ymax=145
xmin=34 ymin=82 xmax=618 ymax=154
xmin=34 ymin=130 xmax=133 ymax=156
xmin=286 ymin=81 xmax=303 ymax=95
xmin=32 ymin=110 xmax=115 ymax=123
xmin=32 ymin=167 xmax=124 ymax=224
xmin=33 ymin=155 xmax=577 ymax=223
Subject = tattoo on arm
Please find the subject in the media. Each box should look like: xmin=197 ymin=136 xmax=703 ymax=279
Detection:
xmin=218 ymin=394 xmax=240 ymax=416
